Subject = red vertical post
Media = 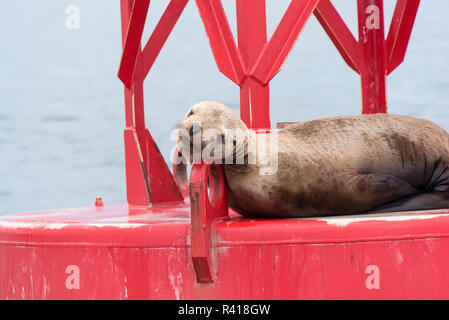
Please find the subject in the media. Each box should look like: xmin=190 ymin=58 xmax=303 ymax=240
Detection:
xmin=120 ymin=0 xmax=135 ymax=129
xmin=357 ymin=0 xmax=387 ymax=114
xmin=119 ymin=0 xmax=185 ymax=206
xmin=120 ymin=0 xmax=151 ymax=206
xmin=316 ymin=0 xmax=419 ymax=115
xmin=236 ymin=0 xmax=270 ymax=129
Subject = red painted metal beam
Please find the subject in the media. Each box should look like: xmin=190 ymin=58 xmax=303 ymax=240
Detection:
xmin=195 ymin=0 xmax=246 ymax=85
xmin=120 ymin=0 xmax=136 ymax=129
xmin=118 ymin=0 xmax=151 ymax=89
xmin=314 ymin=0 xmax=360 ymax=73
xmin=236 ymin=0 xmax=270 ymax=129
xmin=141 ymin=0 xmax=189 ymax=79
xmin=386 ymin=0 xmax=420 ymax=75
xmin=120 ymin=0 xmax=150 ymax=205
xmin=251 ymin=0 xmax=320 ymax=85
xmin=130 ymin=79 xmax=147 ymax=136
xmin=119 ymin=0 xmax=184 ymax=206
xmin=314 ymin=0 xmax=420 ymax=114
xmin=357 ymin=0 xmax=387 ymax=114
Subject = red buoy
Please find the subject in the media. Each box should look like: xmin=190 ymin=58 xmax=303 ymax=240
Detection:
xmin=3 ymin=0 xmax=444 ymax=300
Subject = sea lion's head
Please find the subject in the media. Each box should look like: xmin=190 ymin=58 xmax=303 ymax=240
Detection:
xmin=176 ymin=101 xmax=249 ymax=164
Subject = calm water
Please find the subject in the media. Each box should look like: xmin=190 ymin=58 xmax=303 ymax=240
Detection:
xmin=0 ymin=1 xmax=448 ymax=215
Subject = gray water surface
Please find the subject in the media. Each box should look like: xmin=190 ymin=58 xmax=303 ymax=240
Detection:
xmin=0 ymin=1 xmax=448 ymax=214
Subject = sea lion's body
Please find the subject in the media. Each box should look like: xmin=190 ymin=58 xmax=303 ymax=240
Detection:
xmin=178 ymin=102 xmax=449 ymax=218
xmin=224 ymin=114 xmax=449 ymax=217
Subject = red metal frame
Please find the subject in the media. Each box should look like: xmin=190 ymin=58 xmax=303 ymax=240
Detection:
xmin=357 ymin=0 xmax=388 ymax=114
xmin=119 ymin=0 xmax=187 ymax=206
xmin=118 ymin=0 xmax=421 ymax=206
xmin=315 ymin=0 xmax=420 ymax=113
xmin=118 ymin=0 xmax=421 ymax=283
xmin=196 ymin=0 xmax=320 ymax=129
xmin=118 ymin=0 xmax=421 ymax=207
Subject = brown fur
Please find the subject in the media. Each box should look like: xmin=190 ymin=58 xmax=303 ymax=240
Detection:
xmin=178 ymin=101 xmax=449 ymax=218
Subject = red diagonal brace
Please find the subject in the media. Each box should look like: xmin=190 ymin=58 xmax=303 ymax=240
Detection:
xmin=251 ymin=0 xmax=320 ymax=85
xmin=357 ymin=0 xmax=387 ymax=114
xmin=143 ymin=129 xmax=184 ymax=203
xmin=118 ymin=0 xmax=150 ymax=88
xmin=314 ymin=0 xmax=360 ymax=73
xmin=141 ymin=0 xmax=189 ymax=79
xmin=195 ymin=0 xmax=246 ymax=85
xmin=386 ymin=0 xmax=420 ymax=75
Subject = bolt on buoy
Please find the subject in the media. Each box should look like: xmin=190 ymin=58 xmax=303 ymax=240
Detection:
xmin=95 ymin=197 xmax=104 ymax=207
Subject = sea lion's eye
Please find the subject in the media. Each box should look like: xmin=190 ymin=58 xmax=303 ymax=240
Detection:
xmin=187 ymin=110 xmax=194 ymax=117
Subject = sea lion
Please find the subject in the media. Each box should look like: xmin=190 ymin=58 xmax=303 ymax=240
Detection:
xmin=176 ymin=101 xmax=449 ymax=218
